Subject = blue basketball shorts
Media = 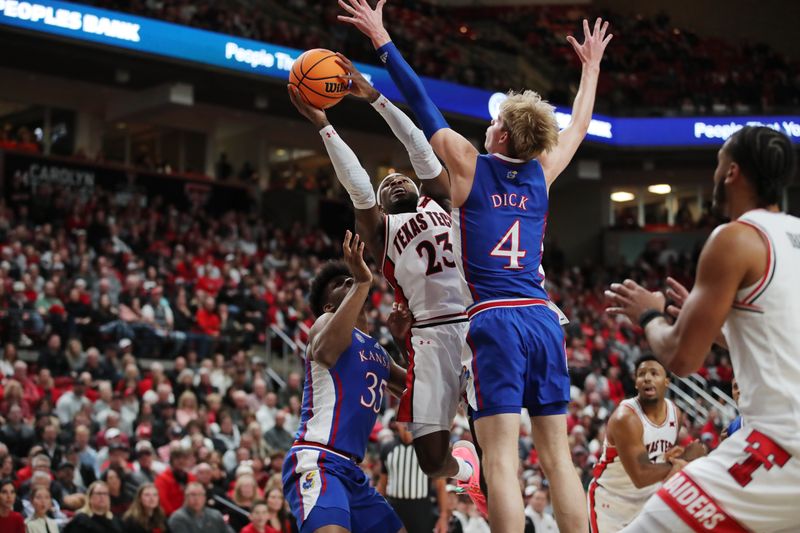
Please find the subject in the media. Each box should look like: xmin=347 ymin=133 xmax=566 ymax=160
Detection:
xmin=283 ymin=445 xmax=404 ymax=533
xmin=464 ymin=301 xmax=570 ymax=418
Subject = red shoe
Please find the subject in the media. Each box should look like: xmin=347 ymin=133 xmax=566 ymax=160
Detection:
xmin=452 ymin=440 xmax=488 ymax=517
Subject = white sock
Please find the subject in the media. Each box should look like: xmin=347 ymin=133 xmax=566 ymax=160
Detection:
xmin=454 ymin=456 xmax=474 ymax=482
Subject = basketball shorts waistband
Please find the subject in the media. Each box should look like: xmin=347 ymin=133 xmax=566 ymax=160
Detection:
xmin=466 ymin=298 xmax=549 ymax=319
xmin=291 ymin=441 xmax=360 ymax=463
xmin=412 ymin=311 xmax=468 ymax=328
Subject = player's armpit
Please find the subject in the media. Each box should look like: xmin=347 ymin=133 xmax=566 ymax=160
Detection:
xmin=420 ymin=168 xmax=453 ymax=213
xmin=354 ymin=209 xmax=384 ymax=261
xmin=539 ymin=124 xmax=589 ymax=187
xmin=650 ymin=223 xmax=763 ymax=375
xmin=429 ymin=128 xmax=479 ymax=208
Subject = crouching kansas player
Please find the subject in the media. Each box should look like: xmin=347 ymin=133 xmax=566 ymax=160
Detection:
xmin=283 ymin=231 xmax=408 ymax=533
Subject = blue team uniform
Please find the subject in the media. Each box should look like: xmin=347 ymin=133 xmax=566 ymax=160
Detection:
xmin=283 ymin=328 xmax=403 ymax=533
xmin=454 ymin=153 xmax=570 ymax=418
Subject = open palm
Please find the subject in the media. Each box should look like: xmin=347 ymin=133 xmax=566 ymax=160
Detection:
xmin=567 ymin=18 xmax=613 ymax=69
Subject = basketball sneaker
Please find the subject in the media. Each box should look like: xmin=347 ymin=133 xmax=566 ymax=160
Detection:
xmin=452 ymin=440 xmax=488 ymax=517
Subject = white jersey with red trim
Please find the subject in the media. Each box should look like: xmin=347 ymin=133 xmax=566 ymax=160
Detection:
xmin=382 ymin=196 xmax=468 ymax=325
xmin=592 ymin=398 xmax=679 ymax=500
xmin=722 ymin=208 xmax=800 ymax=454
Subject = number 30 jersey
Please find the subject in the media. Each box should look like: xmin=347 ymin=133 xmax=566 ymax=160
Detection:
xmin=295 ymin=328 xmax=391 ymax=461
xmin=452 ymin=153 xmax=550 ymax=307
xmin=382 ymin=196 xmax=469 ymax=326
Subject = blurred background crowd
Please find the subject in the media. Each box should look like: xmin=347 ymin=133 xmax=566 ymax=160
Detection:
xmin=0 ymin=180 xmax=736 ymax=531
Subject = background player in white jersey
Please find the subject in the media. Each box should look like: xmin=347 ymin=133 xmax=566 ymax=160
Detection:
xmin=588 ymin=355 xmax=703 ymax=532
xmin=606 ymin=126 xmax=799 ymax=532
xmin=288 ymin=60 xmax=480 ymax=518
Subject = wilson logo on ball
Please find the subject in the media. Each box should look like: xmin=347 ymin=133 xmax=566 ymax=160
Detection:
xmin=325 ymin=81 xmax=349 ymax=93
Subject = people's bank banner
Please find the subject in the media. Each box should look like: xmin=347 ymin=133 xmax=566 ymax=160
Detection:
xmin=1 ymin=0 xmax=799 ymax=146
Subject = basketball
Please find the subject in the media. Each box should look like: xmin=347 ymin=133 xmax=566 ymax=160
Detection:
xmin=289 ymin=48 xmax=350 ymax=109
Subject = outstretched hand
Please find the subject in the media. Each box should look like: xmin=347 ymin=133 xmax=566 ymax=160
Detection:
xmin=566 ymin=17 xmax=613 ymax=70
xmin=287 ymin=85 xmax=329 ymax=129
xmin=335 ymin=53 xmax=380 ymax=102
xmin=342 ymin=230 xmax=373 ymax=285
xmin=337 ymin=0 xmax=391 ymax=49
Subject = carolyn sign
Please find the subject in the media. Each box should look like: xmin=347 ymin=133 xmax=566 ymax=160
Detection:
xmin=2 ymin=0 xmax=799 ymax=147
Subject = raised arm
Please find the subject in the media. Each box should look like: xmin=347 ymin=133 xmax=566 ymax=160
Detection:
xmin=539 ymin=18 xmax=612 ymax=186
xmin=337 ymin=53 xmax=453 ymax=211
xmin=607 ymin=407 xmax=685 ymax=488
xmin=338 ymin=0 xmax=478 ymax=207
xmin=287 ymin=86 xmax=384 ymax=256
xmin=308 ymin=232 xmax=373 ymax=368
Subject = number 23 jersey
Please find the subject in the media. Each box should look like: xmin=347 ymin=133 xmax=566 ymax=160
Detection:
xmin=382 ymin=196 xmax=469 ymax=325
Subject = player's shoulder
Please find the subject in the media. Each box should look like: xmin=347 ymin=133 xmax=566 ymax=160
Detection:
xmin=608 ymin=399 xmax=643 ymax=433
xmin=703 ymin=220 xmax=769 ymax=265
xmin=708 ymin=220 xmax=762 ymax=246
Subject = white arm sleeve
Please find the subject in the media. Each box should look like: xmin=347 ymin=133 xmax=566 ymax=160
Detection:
xmin=371 ymin=95 xmax=443 ymax=180
xmin=319 ymin=125 xmax=376 ymax=210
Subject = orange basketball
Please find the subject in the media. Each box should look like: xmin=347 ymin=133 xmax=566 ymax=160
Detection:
xmin=289 ymin=49 xmax=350 ymax=109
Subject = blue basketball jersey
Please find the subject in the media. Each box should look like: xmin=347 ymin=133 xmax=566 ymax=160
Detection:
xmin=453 ymin=153 xmax=549 ymax=305
xmin=295 ymin=328 xmax=391 ymax=460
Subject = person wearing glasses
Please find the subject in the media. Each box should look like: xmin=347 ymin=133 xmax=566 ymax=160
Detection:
xmin=63 ymin=481 xmax=122 ymax=533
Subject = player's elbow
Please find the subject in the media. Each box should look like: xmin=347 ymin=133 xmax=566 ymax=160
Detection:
xmin=668 ymin=357 xmax=698 ymax=378
xmin=630 ymin=473 xmax=650 ymax=489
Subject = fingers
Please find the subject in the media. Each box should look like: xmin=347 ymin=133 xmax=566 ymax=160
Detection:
xmin=605 ymin=307 xmax=626 ymax=316
xmin=337 ymin=14 xmax=358 ymax=24
xmin=335 ymin=52 xmax=353 ymax=68
xmin=343 ymin=230 xmax=353 ymax=255
xmin=582 ymin=18 xmax=590 ymax=39
xmin=666 ymin=277 xmax=689 ymax=298
xmin=594 ymin=17 xmax=602 ymax=37
xmin=603 ymin=33 xmax=614 ymax=47
xmin=608 ymin=282 xmax=633 ymax=299
xmin=666 ymin=305 xmax=680 ymax=319
xmin=600 ymin=20 xmax=609 ymax=38
xmin=377 ymin=0 xmax=386 ymax=11
xmin=338 ymin=0 xmax=357 ymax=15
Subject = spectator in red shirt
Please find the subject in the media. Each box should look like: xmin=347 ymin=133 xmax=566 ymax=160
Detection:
xmin=606 ymin=366 xmax=626 ymax=406
xmin=195 ymin=296 xmax=220 ymax=337
xmin=0 ymin=479 xmax=24 ymax=533
xmin=154 ymin=446 xmax=195 ymax=516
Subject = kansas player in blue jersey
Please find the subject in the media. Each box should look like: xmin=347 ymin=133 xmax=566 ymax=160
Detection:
xmin=340 ymin=1 xmax=612 ymax=531
xmin=283 ymin=231 xmax=408 ymax=533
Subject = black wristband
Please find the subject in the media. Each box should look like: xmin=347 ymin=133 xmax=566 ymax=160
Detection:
xmin=638 ymin=309 xmax=665 ymax=329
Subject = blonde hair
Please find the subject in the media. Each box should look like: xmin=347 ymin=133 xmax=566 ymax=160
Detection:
xmin=499 ymin=90 xmax=559 ymax=161
xmin=178 ymin=390 xmax=198 ymax=410
xmin=233 ymin=474 xmax=259 ymax=506
xmin=79 ymin=481 xmax=112 ymax=519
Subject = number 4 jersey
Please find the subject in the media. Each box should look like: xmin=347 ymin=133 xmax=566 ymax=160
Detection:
xmin=452 ymin=153 xmax=550 ymax=307
xmin=295 ymin=328 xmax=391 ymax=461
xmin=382 ymin=196 xmax=469 ymax=326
